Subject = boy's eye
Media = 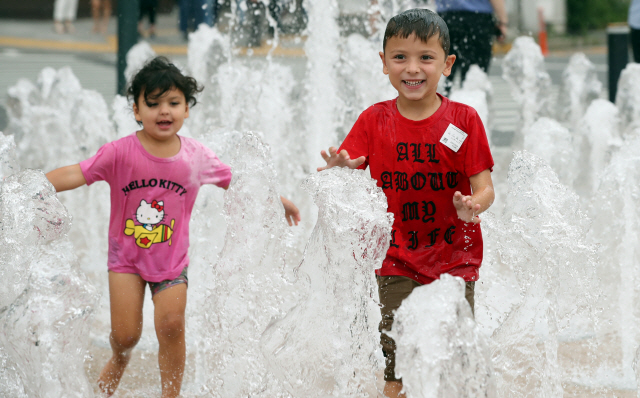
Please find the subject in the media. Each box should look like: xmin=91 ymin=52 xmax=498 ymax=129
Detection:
xmin=421 ymin=55 xmax=433 ymax=60
xmin=394 ymin=54 xmax=405 ymax=60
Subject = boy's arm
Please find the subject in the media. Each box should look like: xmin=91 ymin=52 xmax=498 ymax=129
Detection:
xmin=46 ymin=164 xmax=87 ymax=192
xmin=317 ymin=146 xmax=366 ymax=172
xmin=452 ymin=169 xmax=494 ymax=224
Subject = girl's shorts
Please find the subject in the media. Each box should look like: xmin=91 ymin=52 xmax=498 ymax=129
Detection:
xmin=147 ymin=267 xmax=188 ymax=297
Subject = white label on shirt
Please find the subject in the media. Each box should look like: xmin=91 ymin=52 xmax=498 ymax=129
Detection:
xmin=440 ymin=123 xmax=468 ymax=152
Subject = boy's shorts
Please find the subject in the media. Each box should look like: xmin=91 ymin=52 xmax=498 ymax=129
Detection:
xmin=147 ymin=267 xmax=189 ymax=297
xmin=377 ymin=275 xmax=475 ymax=382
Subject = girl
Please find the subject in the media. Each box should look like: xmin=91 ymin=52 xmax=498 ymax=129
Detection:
xmin=46 ymin=56 xmax=300 ymax=397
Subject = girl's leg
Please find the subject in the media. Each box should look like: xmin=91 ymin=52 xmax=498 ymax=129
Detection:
xmin=98 ymin=272 xmax=146 ymax=396
xmin=153 ymin=283 xmax=187 ymax=398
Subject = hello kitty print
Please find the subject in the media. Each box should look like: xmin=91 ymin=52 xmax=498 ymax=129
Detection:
xmin=124 ymin=199 xmax=175 ymax=249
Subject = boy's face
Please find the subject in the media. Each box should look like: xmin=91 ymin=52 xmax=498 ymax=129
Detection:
xmin=380 ymin=34 xmax=455 ymax=105
xmin=133 ymin=88 xmax=190 ymax=143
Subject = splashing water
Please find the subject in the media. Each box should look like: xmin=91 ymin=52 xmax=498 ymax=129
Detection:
xmin=262 ymin=167 xmax=392 ymax=397
xmin=0 ymin=170 xmax=98 ymax=397
xmin=392 ymin=274 xmax=495 ymax=398
xmin=3 ymin=0 xmax=640 ymax=393
xmin=557 ymin=53 xmax=602 ymax=127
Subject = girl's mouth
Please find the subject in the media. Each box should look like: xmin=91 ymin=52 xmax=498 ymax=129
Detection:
xmin=157 ymin=121 xmax=172 ymax=129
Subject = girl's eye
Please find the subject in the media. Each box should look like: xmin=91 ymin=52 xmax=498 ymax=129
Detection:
xmin=171 ymin=102 xmax=180 ymax=106
xmin=147 ymin=102 xmax=158 ymax=107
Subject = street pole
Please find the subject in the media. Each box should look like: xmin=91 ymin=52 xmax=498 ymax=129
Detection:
xmin=607 ymin=24 xmax=629 ymax=103
xmin=117 ymin=0 xmax=140 ymax=95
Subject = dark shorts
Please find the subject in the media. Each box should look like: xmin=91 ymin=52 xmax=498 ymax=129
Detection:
xmin=147 ymin=267 xmax=188 ymax=297
xmin=377 ymin=275 xmax=475 ymax=382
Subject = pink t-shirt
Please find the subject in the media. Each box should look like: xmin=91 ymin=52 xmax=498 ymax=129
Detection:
xmin=80 ymin=133 xmax=232 ymax=282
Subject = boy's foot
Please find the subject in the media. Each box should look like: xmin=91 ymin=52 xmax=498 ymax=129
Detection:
xmin=97 ymin=352 xmax=131 ymax=397
xmin=54 ymin=21 xmax=64 ymax=34
xmin=383 ymin=381 xmax=406 ymax=398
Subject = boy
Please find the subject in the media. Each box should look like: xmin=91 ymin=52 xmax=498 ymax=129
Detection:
xmin=317 ymin=9 xmax=494 ymax=398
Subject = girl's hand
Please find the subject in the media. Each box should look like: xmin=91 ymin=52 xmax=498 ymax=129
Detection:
xmin=453 ymin=191 xmax=482 ymax=224
xmin=317 ymin=147 xmax=366 ymax=172
xmin=280 ymin=196 xmax=301 ymax=226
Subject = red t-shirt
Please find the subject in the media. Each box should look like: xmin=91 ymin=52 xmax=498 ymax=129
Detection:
xmin=339 ymin=95 xmax=494 ymax=284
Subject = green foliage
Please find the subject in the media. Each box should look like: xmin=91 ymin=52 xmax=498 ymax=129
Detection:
xmin=567 ymin=0 xmax=631 ymax=34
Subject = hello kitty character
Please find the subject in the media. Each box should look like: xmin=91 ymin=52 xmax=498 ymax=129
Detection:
xmin=137 ymin=199 xmax=165 ymax=231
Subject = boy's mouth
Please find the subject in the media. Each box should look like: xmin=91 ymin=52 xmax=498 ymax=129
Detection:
xmin=403 ymin=80 xmax=425 ymax=87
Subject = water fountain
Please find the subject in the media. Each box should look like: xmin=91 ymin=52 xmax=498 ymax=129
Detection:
xmin=3 ymin=1 xmax=640 ymax=396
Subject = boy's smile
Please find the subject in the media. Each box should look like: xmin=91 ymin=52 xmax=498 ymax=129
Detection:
xmin=380 ymin=34 xmax=455 ymax=119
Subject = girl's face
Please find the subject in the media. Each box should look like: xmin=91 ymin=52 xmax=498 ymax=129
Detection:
xmin=133 ymin=88 xmax=190 ymax=143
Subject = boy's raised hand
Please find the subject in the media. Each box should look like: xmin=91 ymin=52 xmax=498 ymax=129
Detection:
xmin=317 ymin=147 xmax=366 ymax=172
xmin=453 ymin=191 xmax=482 ymax=224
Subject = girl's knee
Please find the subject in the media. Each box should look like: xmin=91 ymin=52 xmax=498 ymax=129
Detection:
xmin=157 ymin=313 xmax=185 ymax=340
xmin=110 ymin=329 xmax=142 ymax=351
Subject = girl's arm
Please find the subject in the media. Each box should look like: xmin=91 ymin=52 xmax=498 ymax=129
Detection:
xmin=46 ymin=164 xmax=87 ymax=192
xmin=280 ymin=196 xmax=301 ymax=226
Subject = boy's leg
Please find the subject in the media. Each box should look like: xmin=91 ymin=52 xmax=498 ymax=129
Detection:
xmin=377 ymin=275 xmax=421 ymax=398
xmin=153 ymin=282 xmax=187 ymax=398
xmin=98 ymin=272 xmax=146 ymax=396
xmin=465 ymin=281 xmax=475 ymax=316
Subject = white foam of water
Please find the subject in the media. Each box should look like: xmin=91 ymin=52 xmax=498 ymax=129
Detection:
xmin=197 ymin=132 xmax=295 ymax=397
xmin=261 ymin=167 xmax=391 ymax=397
xmin=502 ymin=37 xmax=553 ymax=142
xmin=392 ymin=274 xmax=495 ymax=398
xmin=124 ymin=42 xmax=157 ymax=84
xmin=489 ymin=151 xmax=600 ymax=395
xmin=615 ymin=63 xmax=640 ymax=138
xmin=557 ymin=53 xmax=602 ymax=127
xmin=523 ymin=117 xmax=578 ymax=187
xmin=0 ymin=170 xmax=98 ymax=397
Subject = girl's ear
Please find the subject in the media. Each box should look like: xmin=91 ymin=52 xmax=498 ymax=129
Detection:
xmin=184 ymin=103 xmax=190 ymax=119
xmin=133 ymin=102 xmax=141 ymax=122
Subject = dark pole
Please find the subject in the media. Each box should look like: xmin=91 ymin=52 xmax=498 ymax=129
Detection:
xmin=607 ymin=24 xmax=630 ymax=103
xmin=117 ymin=0 xmax=140 ymax=95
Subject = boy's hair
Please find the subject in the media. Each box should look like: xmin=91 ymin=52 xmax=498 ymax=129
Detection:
xmin=127 ymin=56 xmax=203 ymax=107
xmin=383 ymin=8 xmax=450 ymax=57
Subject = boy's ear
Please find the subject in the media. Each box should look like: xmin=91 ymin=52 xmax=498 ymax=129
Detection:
xmin=442 ymin=54 xmax=456 ymax=77
xmin=379 ymin=51 xmax=390 ymax=75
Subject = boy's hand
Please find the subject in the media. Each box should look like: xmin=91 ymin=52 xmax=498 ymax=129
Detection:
xmin=280 ymin=196 xmax=301 ymax=226
xmin=317 ymin=147 xmax=366 ymax=172
xmin=453 ymin=191 xmax=482 ymax=224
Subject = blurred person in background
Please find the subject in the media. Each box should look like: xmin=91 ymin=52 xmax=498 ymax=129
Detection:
xmin=53 ymin=0 xmax=79 ymax=34
xmin=436 ymin=0 xmax=508 ymax=92
xmin=91 ymin=0 xmax=112 ymax=34
xmin=179 ymin=0 xmax=216 ymax=40
xmin=630 ymin=0 xmax=640 ymax=62
xmin=139 ymin=0 xmax=159 ymax=39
